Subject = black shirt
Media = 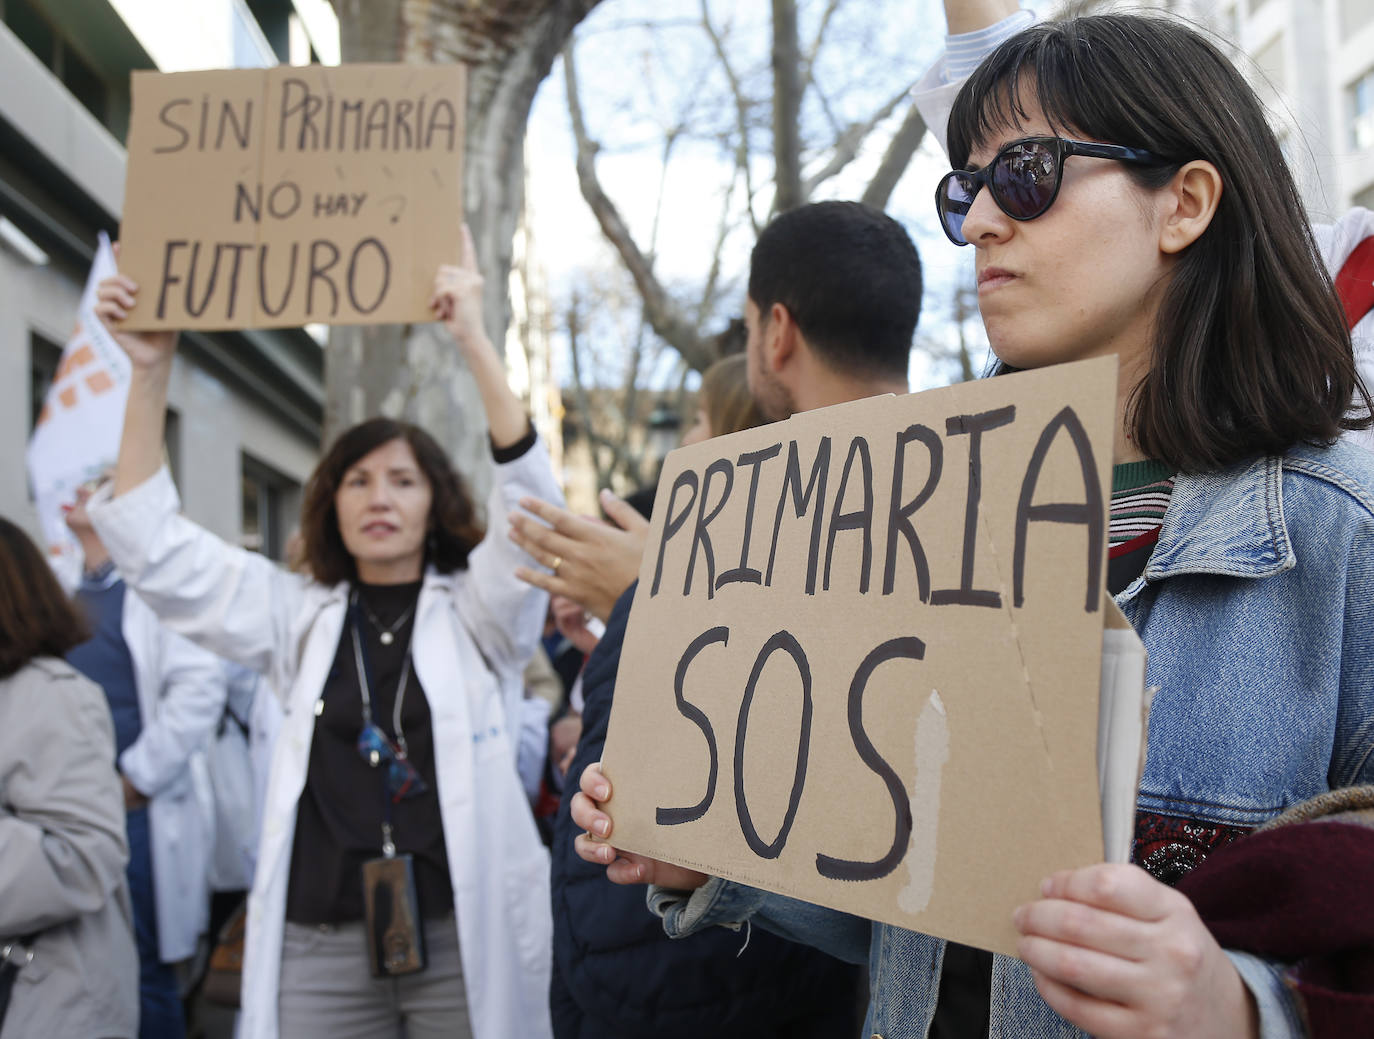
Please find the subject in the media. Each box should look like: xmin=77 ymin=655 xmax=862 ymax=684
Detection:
xmin=285 ymin=580 xmax=454 ymax=923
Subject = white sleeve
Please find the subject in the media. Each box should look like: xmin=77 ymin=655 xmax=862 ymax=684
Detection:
xmin=87 ymin=466 xmax=310 ymax=689
xmin=456 ymin=440 xmax=565 ymax=678
xmin=119 ymin=615 xmax=229 ymax=798
xmin=911 ymin=8 xmax=1037 ymax=159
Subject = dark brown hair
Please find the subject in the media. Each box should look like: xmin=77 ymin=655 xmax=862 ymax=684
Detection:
xmin=299 ymin=418 xmax=485 ymax=585
xmin=700 ymin=354 xmax=767 ymax=437
xmin=0 ymin=517 xmax=90 ymax=678
xmin=947 ymin=14 xmax=1371 ymax=473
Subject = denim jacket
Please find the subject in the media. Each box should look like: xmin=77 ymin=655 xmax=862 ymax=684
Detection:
xmin=654 ymin=441 xmax=1374 ymax=1039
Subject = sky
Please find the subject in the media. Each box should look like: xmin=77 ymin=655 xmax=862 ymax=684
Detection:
xmin=520 ymin=0 xmax=1019 ymax=396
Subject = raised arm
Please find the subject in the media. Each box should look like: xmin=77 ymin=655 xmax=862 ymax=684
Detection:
xmin=90 ymin=268 xmax=307 ymax=683
xmin=943 ymin=0 xmax=1019 ymax=34
xmin=94 ymin=268 xmax=177 ymax=498
xmin=430 ymin=224 xmax=529 ymax=450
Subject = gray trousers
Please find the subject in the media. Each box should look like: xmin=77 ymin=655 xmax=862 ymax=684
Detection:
xmin=278 ymin=915 xmax=472 ymax=1039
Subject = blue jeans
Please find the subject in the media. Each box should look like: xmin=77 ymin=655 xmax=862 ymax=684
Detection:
xmin=127 ymin=807 xmax=185 ymax=1039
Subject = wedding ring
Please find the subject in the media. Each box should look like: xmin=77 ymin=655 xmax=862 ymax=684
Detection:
xmin=551 ymin=555 xmax=563 ymax=575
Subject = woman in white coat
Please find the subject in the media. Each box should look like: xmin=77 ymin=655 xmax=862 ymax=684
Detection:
xmin=89 ymin=227 xmax=561 ymax=1039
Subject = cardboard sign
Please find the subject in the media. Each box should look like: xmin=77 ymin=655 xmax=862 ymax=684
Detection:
xmin=602 ymin=356 xmax=1128 ymax=956
xmin=118 ymin=64 xmax=465 ymax=330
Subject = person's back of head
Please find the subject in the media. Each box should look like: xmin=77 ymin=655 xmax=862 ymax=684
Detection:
xmin=748 ymin=200 xmax=922 ymax=383
xmin=0 ymin=517 xmax=90 ymax=678
xmin=701 ymin=354 xmax=767 ymax=438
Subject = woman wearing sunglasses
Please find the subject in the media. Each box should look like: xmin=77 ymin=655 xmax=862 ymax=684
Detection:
xmin=570 ymin=13 xmax=1374 ymax=1039
xmin=87 ymin=228 xmax=561 ymax=1039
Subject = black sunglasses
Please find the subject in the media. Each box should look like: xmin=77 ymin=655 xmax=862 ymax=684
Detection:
xmin=935 ymin=136 xmax=1167 ymax=246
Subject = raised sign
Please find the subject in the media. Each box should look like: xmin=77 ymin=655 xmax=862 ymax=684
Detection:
xmin=118 ymin=64 xmax=465 ymax=330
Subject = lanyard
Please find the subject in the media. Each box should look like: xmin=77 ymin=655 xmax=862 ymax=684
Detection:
xmin=348 ymin=589 xmax=416 ymax=857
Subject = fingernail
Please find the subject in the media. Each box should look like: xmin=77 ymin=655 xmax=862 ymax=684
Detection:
xmin=595 ymin=784 xmax=609 ymax=800
xmin=1012 ymin=906 xmax=1026 ymax=929
xmin=1040 ymin=877 xmax=1053 ymax=896
xmin=635 ymin=864 xmax=646 ymax=882
xmin=595 ymin=819 xmax=609 ymax=837
xmin=600 ymin=845 xmax=613 ymax=863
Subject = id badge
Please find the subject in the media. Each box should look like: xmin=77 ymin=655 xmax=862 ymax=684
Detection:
xmin=361 ymin=853 xmax=427 ymax=977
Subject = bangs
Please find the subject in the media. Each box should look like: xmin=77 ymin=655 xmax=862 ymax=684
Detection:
xmin=946 ymin=18 xmax=1188 ymax=169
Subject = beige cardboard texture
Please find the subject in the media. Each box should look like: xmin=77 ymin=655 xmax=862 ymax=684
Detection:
xmin=602 ymin=356 xmax=1124 ymax=957
xmin=119 ymin=64 xmax=464 ymax=331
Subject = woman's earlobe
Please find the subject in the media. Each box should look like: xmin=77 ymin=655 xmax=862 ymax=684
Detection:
xmin=1161 ymin=160 xmax=1223 ymax=254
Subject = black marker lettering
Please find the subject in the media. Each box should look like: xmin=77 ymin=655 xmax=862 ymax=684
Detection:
xmin=216 ymin=99 xmax=252 ymax=150
xmin=882 ymin=424 xmax=942 ymax=599
xmin=717 ymin=443 xmax=782 ymax=589
xmin=258 ymin=242 xmax=299 ymax=318
xmin=233 ymin=182 xmax=261 ymax=224
xmin=156 ymin=241 xmax=188 ymax=319
xmin=340 ymin=98 xmax=364 ymax=150
xmin=931 ymin=406 xmax=1015 ymax=608
xmin=306 ymin=239 xmax=340 ymax=317
xmin=220 ymin=243 xmax=252 ymax=321
xmin=267 ymin=181 xmax=301 ymax=220
xmin=426 ymin=99 xmax=458 ymax=151
xmin=394 ymin=99 xmax=414 ymax=150
xmin=815 ymin=636 xmax=922 ymax=882
xmin=683 ymin=458 xmax=734 ymax=599
xmin=765 ymin=437 xmax=832 ymax=593
xmin=1013 ymin=406 xmax=1104 ymax=611
xmin=823 ymin=436 xmax=875 ymax=593
xmin=278 ymin=78 xmax=307 ymax=151
xmin=363 ymin=99 xmax=389 ymax=150
xmin=183 ymin=243 xmax=223 ymax=318
xmin=650 ymin=470 xmax=699 ymax=597
xmin=655 ymin=626 xmax=729 ymax=826
xmin=154 ymin=99 xmax=191 ymax=154
xmin=347 ymin=238 xmax=390 ymax=314
xmin=733 ymin=631 xmax=812 ymax=860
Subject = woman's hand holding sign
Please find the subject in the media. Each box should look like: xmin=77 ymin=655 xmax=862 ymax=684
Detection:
xmin=571 ymin=762 xmax=708 ymax=890
xmin=1013 ymin=863 xmax=1259 ymax=1039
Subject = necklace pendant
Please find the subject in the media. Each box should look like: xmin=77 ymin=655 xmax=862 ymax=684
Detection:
xmin=380 ymin=631 xmax=394 ymax=645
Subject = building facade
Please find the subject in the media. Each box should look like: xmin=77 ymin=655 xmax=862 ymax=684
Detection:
xmin=1069 ymin=0 xmax=1374 ymax=220
xmin=0 ymin=0 xmax=337 ymax=558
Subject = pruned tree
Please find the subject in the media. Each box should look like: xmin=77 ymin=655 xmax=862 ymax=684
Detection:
xmin=325 ymin=0 xmax=604 ymax=484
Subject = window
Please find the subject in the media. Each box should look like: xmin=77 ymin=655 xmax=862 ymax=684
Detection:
xmin=3 ymin=0 xmax=109 ymax=125
xmin=1351 ymin=68 xmax=1374 ymax=151
xmin=240 ymin=453 xmax=299 ymax=561
xmin=28 ymin=330 xmax=62 ymax=433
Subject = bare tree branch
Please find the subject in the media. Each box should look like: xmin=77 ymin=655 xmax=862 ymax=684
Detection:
xmin=860 ymin=100 xmax=928 ymax=210
xmin=699 ymin=0 xmax=761 ymax=235
xmin=800 ymin=0 xmax=843 ymax=99
xmin=564 ymin=39 xmax=714 ymax=372
xmin=801 ymin=81 xmax=912 ymax=198
xmin=771 ymin=0 xmax=803 ymax=212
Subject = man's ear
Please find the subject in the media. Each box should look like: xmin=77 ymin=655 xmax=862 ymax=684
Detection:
xmin=1159 ymin=160 xmax=1222 ymax=255
xmin=765 ymin=302 xmax=799 ymax=371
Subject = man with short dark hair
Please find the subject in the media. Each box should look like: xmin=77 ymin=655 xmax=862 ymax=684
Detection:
xmin=743 ymin=200 xmax=920 ymax=420
xmin=517 ymin=199 xmax=925 ymax=1039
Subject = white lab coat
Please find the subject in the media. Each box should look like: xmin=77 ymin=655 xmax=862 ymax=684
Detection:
xmin=117 ymin=589 xmax=226 ymax=963
xmin=90 ymin=444 xmax=560 ymax=1039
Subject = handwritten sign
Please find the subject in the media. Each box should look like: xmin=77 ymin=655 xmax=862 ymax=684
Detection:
xmin=602 ymin=357 xmax=1122 ymax=956
xmin=118 ymin=64 xmax=465 ymax=331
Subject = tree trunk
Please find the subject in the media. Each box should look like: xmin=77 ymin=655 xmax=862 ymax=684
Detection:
xmin=327 ymin=0 xmax=601 ymax=493
xmin=770 ymin=0 xmax=803 ymax=214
